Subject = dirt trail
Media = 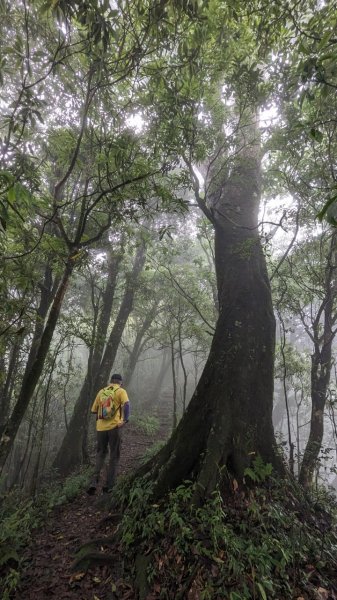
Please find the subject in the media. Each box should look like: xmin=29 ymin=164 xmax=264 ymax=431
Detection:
xmin=14 ymin=408 xmax=172 ymax=600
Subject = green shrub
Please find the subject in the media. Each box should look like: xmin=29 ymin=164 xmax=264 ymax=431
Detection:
xmin=115 ymin=475 xmax=337 ymax=599
xmin=134 ymin=415 xmax=160 ymax=436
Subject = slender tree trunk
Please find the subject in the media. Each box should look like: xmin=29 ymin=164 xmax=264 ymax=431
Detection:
xmin=0 ymin=255 xmax=75 ymax=471
xmin=29 ymin=340 xmax=60 ymax=494
xmin=11 ymin=405 xmax=36 ymax=489
xmin=53 ymin=249 xmax=123 ymax=474
xmin=0 ymin=341 xmax=20 ymax=430
xmin=29 ymin=389 xmax=49 ymax=495
xmin=123 ymin=305 xmax=157 ymax=388
xmin=143 ymin=348 xmax=171 ymax=410
xmin=177 ymin=321 xmax=188 ymax=413
xmin=299 ymin=234 xmax=337 ymax=487
xmin=170 ymin=337 xmax=177 ymax=431
xmin=95 ymin=241 xmax=147 ymax=390
xmin=53 ymin=241 xmax=146 ymax=475
xmin=299 ymin=347 xmax=333 ymax=486
xmin=0 ymin=264 xmax=57 ymax=434
xmin=278 ymin=313 xmax=294 ymax=475
xmin=25 ymin=264 xmax=57 ymax=373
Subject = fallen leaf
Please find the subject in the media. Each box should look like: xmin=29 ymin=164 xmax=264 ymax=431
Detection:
xmin=69 ymin=571 xmax=86 ymax=583
xmin=317 ymin=587 xmax=329 ymax=600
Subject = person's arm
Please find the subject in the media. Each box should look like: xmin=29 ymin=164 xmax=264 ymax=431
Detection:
xmin=118 ymin=388 xmax=130 ymax=423
xmin=123 ymin=401 xmax=130 ymax=423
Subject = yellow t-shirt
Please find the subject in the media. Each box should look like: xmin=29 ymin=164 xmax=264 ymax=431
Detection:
xmin=91 ymin=384 xmax=129 ymax=432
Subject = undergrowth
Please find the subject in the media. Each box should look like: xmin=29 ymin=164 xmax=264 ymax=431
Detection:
xmin=140 ymin=440 xmax=166 ymax=464
xmin=113 ymin=474 xmax=337 ymax=600
xmin=134 ymin=415 xmax=160 ymax=437
xmin=0 ymin=468 xmax=90 ymax=599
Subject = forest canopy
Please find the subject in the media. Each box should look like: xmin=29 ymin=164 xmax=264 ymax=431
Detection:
xmin=2 ymin=1 xmax=337 ymax=598
xmin=0 ymin=0 xmax=337 ymax=600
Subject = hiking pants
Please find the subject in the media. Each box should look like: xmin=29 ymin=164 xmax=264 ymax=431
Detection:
xmin=94 ymin=426 xmax=122 ymax=488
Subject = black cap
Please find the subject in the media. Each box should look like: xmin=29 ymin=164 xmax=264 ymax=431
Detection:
xmin=110 ymin=373 xmax=123 ymax=382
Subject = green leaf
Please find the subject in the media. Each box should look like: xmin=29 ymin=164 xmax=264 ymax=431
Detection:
xmin=0 ymin=546 xmax=19 ymax=566
xmin=257 ymin=582 xmax=267 ymax=600
xmin=309 ymin=128 xmax=323 ymax=142
xmin=318 ymin=30 xmax=332 ymax=50
xmin=7 ymin=186 xmax=16 ymax=203
xmin=244 ymin=467 xmax=257 ymax=482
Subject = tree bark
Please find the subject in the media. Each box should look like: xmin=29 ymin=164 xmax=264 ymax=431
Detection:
xmin=123 ymin=305 xmax=157 ymax=388
xmin=0 ymin=341 xmax=21 ymax=431
xmin=137 ymin=118 xmax=282 ymax=502
xmin=52 ymin=249 xmax=123 ymax=475
xmin=53 ymin=241 xmax=146 ymax=475
xmin=169 ymin=336 xmax=178 ymax=431
xmin=143 ymin=348 xmax=171 ymax=410
xmin=0 ymin=263 xmax=57 ymax=435
xmin=299 ymin=233 xmax=337 ymax=487
xmin=0 ymin=255 xmax=75 ymax=471
xmin=177 ymin=320 xmax=188 ymax=413
xmin=95 ymin=240 xmax=147 ymax=391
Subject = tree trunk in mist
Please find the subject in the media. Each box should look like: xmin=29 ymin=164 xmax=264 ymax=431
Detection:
xmin=29 ymin=339 xmax=61 ymax=494
xmin=123 ymin=305 xmax=157 ymax=388
xmin=0 ymin=341 xmax=20 ymax=431
xmin=170 ymin=337 xmax=178 ymax=430
xmin=0 ymin=264 xmax=57 ymax=435
xmin=95 ymin=241 xmax=147 ymax=391
xmin=177 ymin=320 xmax=188 ymax=413
xmin=0 ymin=256 xmax=75 ymax=471
xmin=278 ymin=312 xmax=295 ymax=475
xmin=137 ymin=121 xmax=282 ymax=502
xmin=53 ymin=242 xmax=146 ymax=475
xmin=53 ymin=249 xmax=123 ymax=475
xmin=299 ymin=234 xmax=337 ymax=487
xmin=143 ymin=348 xmax=171 ymax=410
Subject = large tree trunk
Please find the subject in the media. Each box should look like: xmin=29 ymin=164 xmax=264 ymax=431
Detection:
xmin=137 ymin=118 xmax=282 ymax=503
xmin=299 ymin=233 xmax=337 ymax=487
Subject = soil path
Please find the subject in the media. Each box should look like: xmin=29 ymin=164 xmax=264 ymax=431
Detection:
xmin=14 ymin=404 xmax=172 ymax=600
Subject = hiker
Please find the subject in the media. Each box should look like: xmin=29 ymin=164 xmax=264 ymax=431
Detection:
xmin=87 ymin=373 xmax=130 ymax=494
